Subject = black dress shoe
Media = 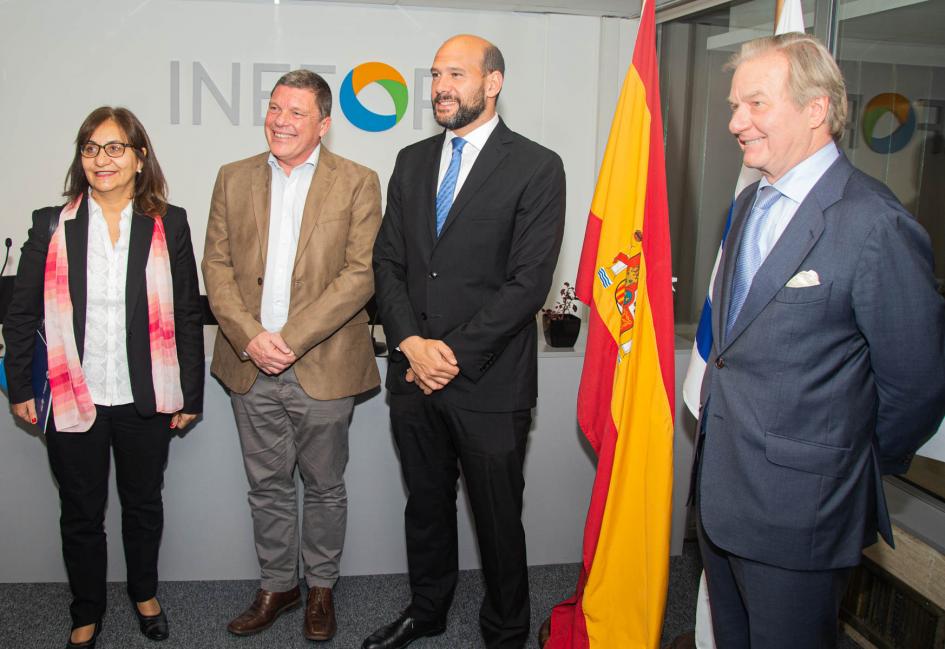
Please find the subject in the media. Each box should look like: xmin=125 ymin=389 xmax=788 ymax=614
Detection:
xmin=134 ymin=605 xmax=169 ymax=641
xmin=362 ymin=613 xmax=446 ymax=649
xmin=66 ymin=620 xmax=102 ymax=649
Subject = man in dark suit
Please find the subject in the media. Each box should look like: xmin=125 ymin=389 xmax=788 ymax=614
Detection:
xmin=366 ymin=34 xmax=565 ymax=649
xmin=696 ymin=33 xmax=945 ymax=649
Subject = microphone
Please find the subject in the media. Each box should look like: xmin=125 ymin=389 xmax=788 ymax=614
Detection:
xmin=0 ymin=239 xmax=13 ymax=325
xmin=0 ymin=238 xmax=11 ymax=277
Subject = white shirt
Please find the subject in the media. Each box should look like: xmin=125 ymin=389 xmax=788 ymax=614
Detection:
xmin=261 ymin=145 xmax=320 ymax=332
xmin=755 ymin=141 xmax=840 ymax=262
xmin=437 ymin=113 xmax=500 ymax=201
xmin=83 ymin=195 xmax=134 ymax=406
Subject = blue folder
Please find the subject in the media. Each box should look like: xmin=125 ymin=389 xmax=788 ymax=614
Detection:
xmin=31 ymin=329 xmax=51 ymax=432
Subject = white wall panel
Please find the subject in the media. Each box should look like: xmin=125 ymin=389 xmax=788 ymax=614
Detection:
xmin=0 ymin=0 xmax=661 ymax=582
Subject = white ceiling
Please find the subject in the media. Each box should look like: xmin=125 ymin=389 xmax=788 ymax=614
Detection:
xmin=285 ymin=0 xmax=650 ymax=18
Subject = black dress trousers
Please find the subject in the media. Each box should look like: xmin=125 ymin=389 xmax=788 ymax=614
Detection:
xmin=45 ymin=404 xmax=172 ymax=628
xmin=391 ymin=391 xmax=532 ymax=649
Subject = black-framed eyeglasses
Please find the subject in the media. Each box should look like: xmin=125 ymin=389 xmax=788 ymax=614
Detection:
xmin=79 ymin=141 xmax=136 ymax=158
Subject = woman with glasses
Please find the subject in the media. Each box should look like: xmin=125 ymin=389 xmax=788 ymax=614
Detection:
xmin=3 ymin=106 xmax=203 ymax=648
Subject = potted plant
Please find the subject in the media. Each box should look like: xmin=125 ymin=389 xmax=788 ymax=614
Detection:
xmin=541 ymin=282 xmax=581 ymax=348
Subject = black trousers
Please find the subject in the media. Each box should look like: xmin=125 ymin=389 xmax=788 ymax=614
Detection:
xmin=46 ymin=404 xmax=172 ymax=628
xmin=390 ymin=392 xmax=531 ymax=649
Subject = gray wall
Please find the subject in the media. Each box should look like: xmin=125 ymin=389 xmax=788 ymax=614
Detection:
xmin=0 ymin=337 xmax=695 ymax=583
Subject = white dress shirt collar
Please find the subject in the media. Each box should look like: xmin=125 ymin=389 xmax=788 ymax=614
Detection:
xmin=88 ymin=193 xmax=134 ymax=222
xmin=444 ymin=113 xmax=500 ymax=153
xmin=437 ymin=114 xmax=500 ymax=202
xmin=760 ymin=141 xmax=840 ymax=204
xmin=268 ymin=144 xmax=320 ymax=177
xmin=750 ymin=141 xmax=840 ymax=261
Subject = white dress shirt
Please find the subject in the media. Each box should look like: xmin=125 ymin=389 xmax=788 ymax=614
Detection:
xmin=261 ymin=145 xmax=320 ymax=332
xmin=755 ymin=141 xmax=840 ymax=263
xmin=437 ymin=113 xmax=500 ymax=201
xmin=84 ymin=195 xmax=134 ymax=406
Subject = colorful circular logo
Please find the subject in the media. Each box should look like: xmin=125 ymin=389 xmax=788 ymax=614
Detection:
xmin=340 ymin=62 xmax=408 ymax=132
xmin=862 ymin=93 xmax=916 ymax=154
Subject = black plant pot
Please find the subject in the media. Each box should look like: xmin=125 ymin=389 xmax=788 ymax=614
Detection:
xmin=542 ymin=314 xmax=581 ymax=348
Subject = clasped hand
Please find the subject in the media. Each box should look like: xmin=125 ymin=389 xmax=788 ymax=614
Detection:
xmin=400 ymin=335 xmax=459 ymax=395
xmin=246 ymin=331 xmax=297 ymax=375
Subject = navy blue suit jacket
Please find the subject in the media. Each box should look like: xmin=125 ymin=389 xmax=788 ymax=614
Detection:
xmin=698 ymin=153 xmax=945 ymax=570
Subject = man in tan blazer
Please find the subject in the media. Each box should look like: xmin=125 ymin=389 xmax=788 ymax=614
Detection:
xmin=202 ymin=69 xmax=381 ymax=642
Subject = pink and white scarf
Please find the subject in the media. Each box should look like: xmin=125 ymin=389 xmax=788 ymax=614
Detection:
xmin=44 ymin=196 xmax=183 ymax=432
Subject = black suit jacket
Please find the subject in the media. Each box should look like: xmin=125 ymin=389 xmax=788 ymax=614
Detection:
xmin=4 ymin=197 xmax=204 ymax=416
xmin=373 ymin=119 xmax=566 ymax=411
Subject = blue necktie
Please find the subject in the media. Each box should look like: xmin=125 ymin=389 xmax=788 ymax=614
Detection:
xmin=726 ymin=185 xmax=782 ymax=337
xmin=435 ymin=137 xmax=467 ymax=236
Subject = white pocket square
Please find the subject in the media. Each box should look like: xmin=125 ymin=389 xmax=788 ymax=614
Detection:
xmin=786 ymin=269 xmax=820 ymax=288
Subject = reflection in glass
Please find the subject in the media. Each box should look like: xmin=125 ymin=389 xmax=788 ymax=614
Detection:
xmin=659 ymin=0 xmax=816 ymax=334
xmin=836 ymin=0 xmax=945 ymax=498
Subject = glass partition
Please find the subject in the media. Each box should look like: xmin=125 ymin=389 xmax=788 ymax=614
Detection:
xmin=658 ymin=0 xmax=818 ymax=335
xmin=659 ymin=0 xmax=945 ymax=505
xmin=836 ymin=0 xmax=945 ymax=501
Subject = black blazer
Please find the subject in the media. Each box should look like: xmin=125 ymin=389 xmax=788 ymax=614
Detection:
xmin=4 ymin=197 xmax=204 ymax=416
xmin=373 ymin=119 xmax=566 ymax=411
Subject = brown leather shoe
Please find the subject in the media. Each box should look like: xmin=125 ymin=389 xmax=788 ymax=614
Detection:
xmin=304 ymin=586 xmax=336 ymax=641
xmin=227 ymin=586 xmax=301 ymax=636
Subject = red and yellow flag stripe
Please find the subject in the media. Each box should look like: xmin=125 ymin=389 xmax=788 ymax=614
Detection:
xmin=548 ymin=0 xmax=675 ymax=646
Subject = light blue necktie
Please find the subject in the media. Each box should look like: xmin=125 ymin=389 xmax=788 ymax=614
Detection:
xmin=726 ymin=185 xmax=782 ymax=337
xmin=435 ymin=137 xmax=467 ymax=236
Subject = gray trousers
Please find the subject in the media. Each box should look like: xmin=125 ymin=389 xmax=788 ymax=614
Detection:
xmin=231 ymin=367 xmax=353 ymax=592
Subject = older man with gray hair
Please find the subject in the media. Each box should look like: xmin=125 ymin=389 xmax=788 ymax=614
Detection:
xmin=694 ymin=33 xmax=945 ymax=649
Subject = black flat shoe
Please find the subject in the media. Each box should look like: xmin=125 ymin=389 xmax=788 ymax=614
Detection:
xmin=362 ymin=612 xmax=446 ymax=649
xmin=134 ymin=605 xmax=169 ymax=641
xmin=66 ymin=619 xmax=102 ymax=649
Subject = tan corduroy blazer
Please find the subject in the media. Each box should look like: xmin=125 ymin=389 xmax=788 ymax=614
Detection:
xmin=202 ymin=147 xmax=381 ymax=399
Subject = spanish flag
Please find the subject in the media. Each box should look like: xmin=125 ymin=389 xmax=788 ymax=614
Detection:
xmin=547 ymin=0 xmax=675 ymax=646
